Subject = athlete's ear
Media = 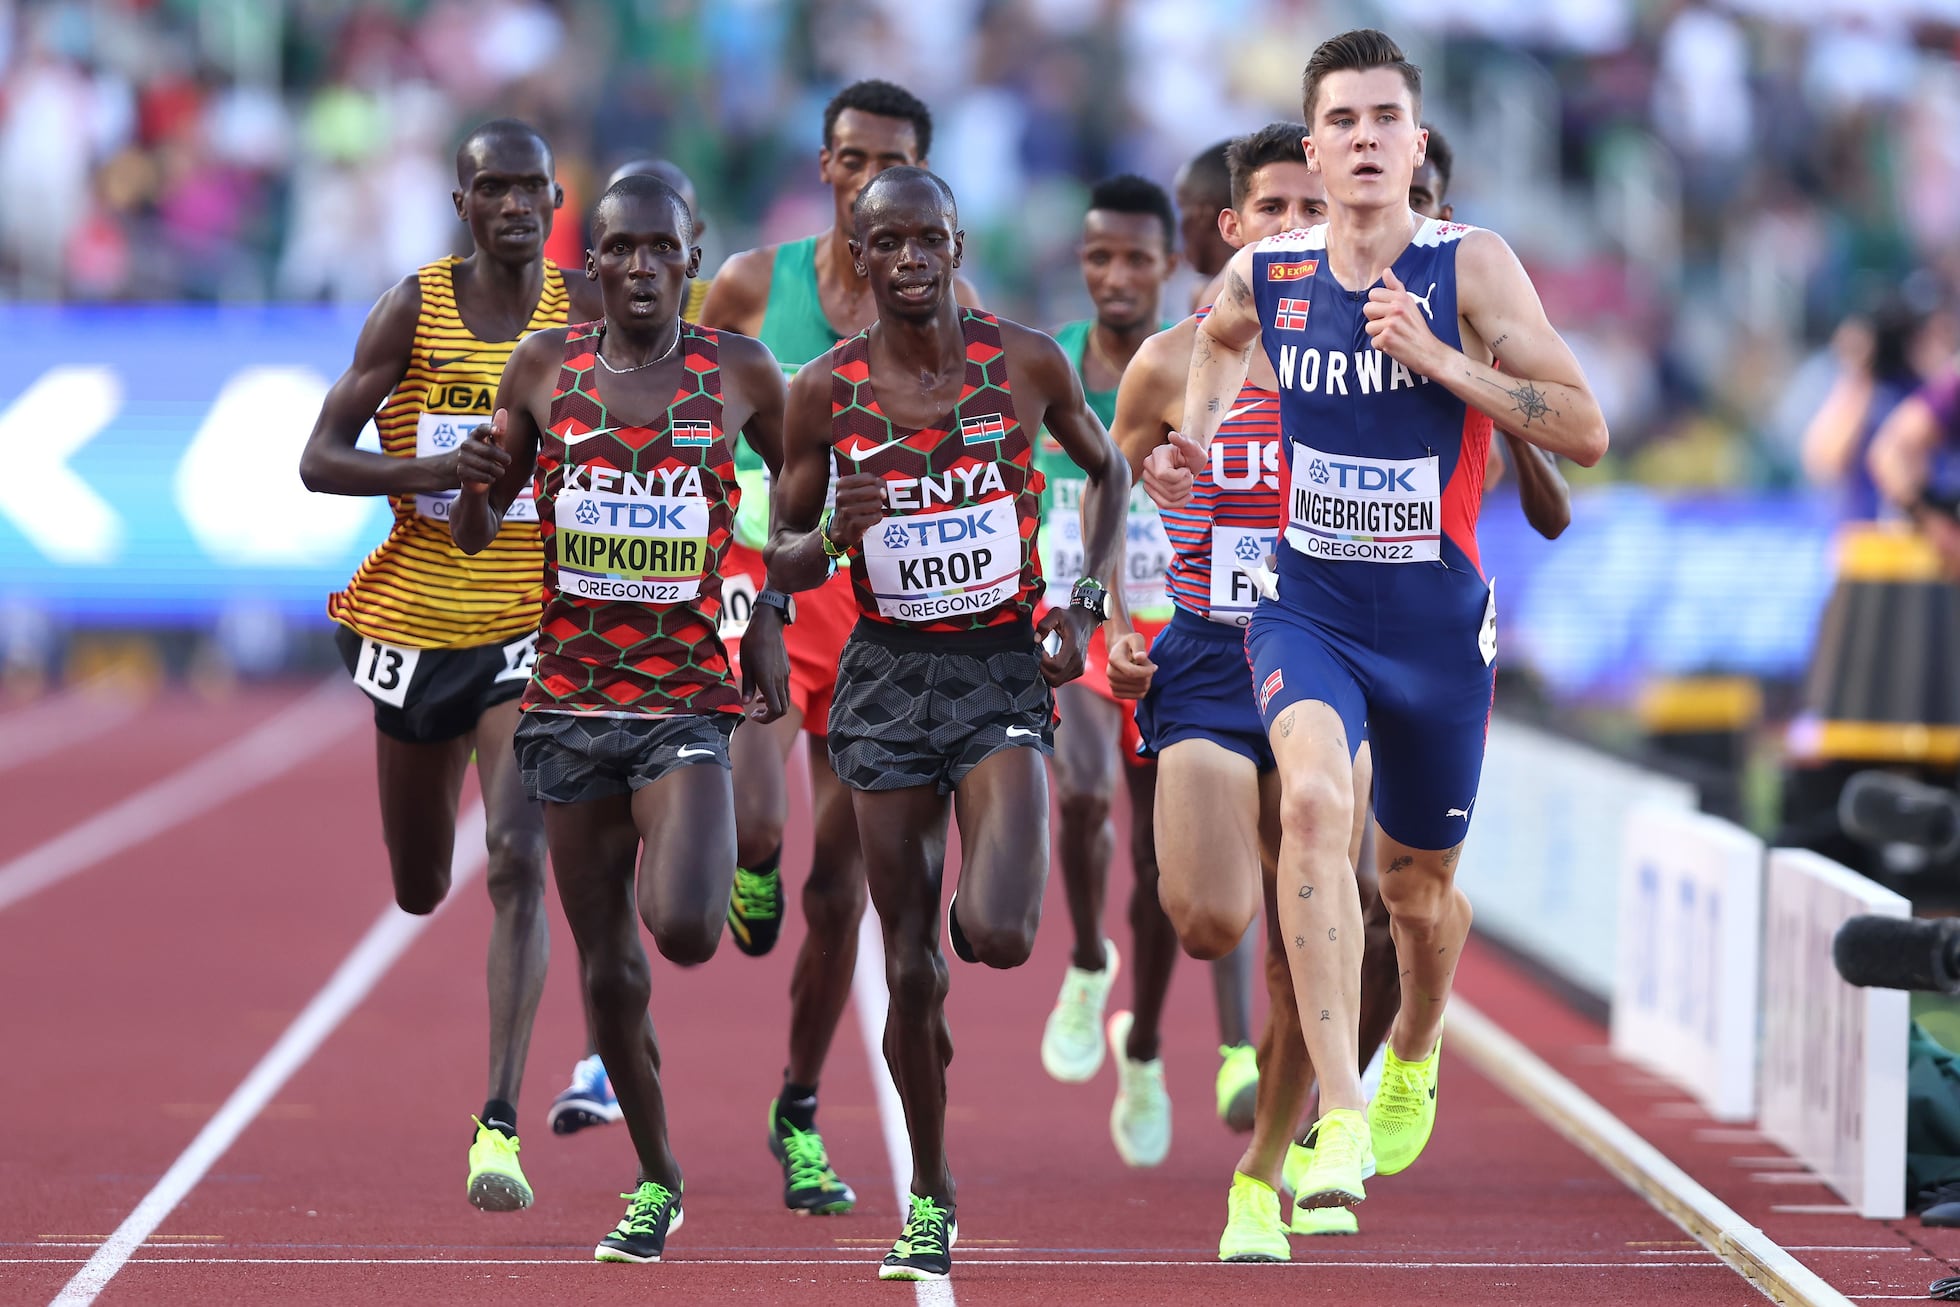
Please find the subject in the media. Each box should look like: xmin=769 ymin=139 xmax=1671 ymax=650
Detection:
xmin=1413 ymin=126 xmax=1428 ymax=171
xmin=953 ymin=229 xmax=965 ymax=269
xmin=584 ymin=248 xmax=597 ymax=280
xmin=452 ymin=188 xmax=466 ymax=221
xmin=553 ymin=182 xmax=565 ymax=211
xmin=817 ymin=145 xmax=834 ymax=185
xmin=1218 ymin=206 xmax=1243 ymax=249
xmin=1302 ymin=133 xmax=1319 ymax=174
xmin=1439 ymin=203 xmax=1454 ymax=222
xmin=847 ymin=236 xmax=864 ymax=275
xmin=687 ymin=244 xmax=703 ymax=278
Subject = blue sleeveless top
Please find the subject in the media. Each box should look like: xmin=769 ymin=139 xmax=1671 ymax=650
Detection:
xmin=1249 ymin=218 xmax=1495 ymax=640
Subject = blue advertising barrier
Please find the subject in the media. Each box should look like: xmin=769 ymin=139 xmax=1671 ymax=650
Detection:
xmin=0 ymin=305 xmax=1843 ymax=694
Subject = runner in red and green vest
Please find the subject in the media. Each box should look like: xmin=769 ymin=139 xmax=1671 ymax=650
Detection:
xmin=1029 ymin=176 xmax=1209 ymax=1173
xmin=754 ymin=166 xmax=1129 ymax=1283
xmin=695 ymin=78 xmax=983 ymax=1218
xmin=450 ymin=174 xmax=791 ymax=1264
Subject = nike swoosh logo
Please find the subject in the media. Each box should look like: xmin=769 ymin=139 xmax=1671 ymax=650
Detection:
xmin=427 ymin=352 xmax=476 ymax=370
xmin=1005 ymin=726 xmax=1039 ymax=739
xmin=563 ymin=427 xmax=621 ymax=446
xmin=676 ymin=745 xmax=717 ymax=759
xmin=1217 ymin=402 xmax=1262 ymax=426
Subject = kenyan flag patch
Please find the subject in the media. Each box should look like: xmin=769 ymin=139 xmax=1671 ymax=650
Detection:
xmin=960 ymin=414 xmax=1007 ymax=445
xmin=672 ymin=420 xmax=714 ymax=447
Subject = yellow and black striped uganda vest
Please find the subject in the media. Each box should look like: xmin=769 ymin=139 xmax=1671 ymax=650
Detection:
xmin=328 ymin=256 xmax=569 ymax=649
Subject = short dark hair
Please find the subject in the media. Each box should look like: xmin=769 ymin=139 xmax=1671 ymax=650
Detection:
xmin=1087 ymin=173 xmax=1176 ymax=250
xmin=823 ymin=79 xmax=933 ymax=160
xmin=1227 ymin=122 xmax=1310 ymax=208
xmin=1301 ymin=29 xmax=1421 ymax=125
xmin=455 ymin=118 xmax=552 ymax=185
xmin=594 ymin=173 xmax=695 ymax=244
xmin=1421 ymin=122 xmax=1454 ymax=195
xmin=850 ymin=165 xmax=957 ymax=231
xmin=1177 ymin=139 xmax=1234 ymax=207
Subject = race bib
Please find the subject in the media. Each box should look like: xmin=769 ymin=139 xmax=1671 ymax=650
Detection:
xmin=863 ymin=497 xmax=1021 ymax=622
xmin=494 ymin=631 xmax=539 ymax=683
xmin=1284 ymin=442 xmax=1439 ymax=563
xmin=349 ymin=635 xmax=420 ymax=708
xmin=1040 ymin=481 xmax=1171 ymax=621
xmin=719 ymin=570 xmax=758 ymax=640
xmin=414 ymin=412 xmax=537 ymax=524
xmin=1207 ymin=526 xmax=1279 ymax=626
xmin=1479 ymin=577 xmax=1497 ymax=666
xmin=555 ymin=490 xmax=708 ymax=603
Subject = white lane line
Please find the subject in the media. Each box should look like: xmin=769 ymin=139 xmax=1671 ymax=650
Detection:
xmin=48 ymin=805 xmax=488 ymax=1307
xmin=0 ymin=686 xmax=141 ymax=775
xmin=16 ymin=1256 xmax=1736 ymax=1269
xmin=1452 ymin=998 xmax=1853 ymax=1307
xmin=0 ymin=677 xmax=361 ymax=914
xmin=852 ymin=909 xmax=955 ymax=1305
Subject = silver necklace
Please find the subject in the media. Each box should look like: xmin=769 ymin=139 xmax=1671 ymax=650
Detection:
xmin=595 ymin=325 xmax=682 ymax=374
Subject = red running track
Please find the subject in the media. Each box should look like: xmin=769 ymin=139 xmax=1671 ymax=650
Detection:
xmin=0 ymin=683 xmax=1886 ymax=1305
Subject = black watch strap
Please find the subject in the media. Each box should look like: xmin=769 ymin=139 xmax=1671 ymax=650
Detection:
xmin=755 ymin=587 xmax=796 ymax=624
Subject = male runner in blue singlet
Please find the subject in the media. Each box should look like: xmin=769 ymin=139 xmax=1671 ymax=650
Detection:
xmin=1156 ymin=29 xmax=1608 ymax=1211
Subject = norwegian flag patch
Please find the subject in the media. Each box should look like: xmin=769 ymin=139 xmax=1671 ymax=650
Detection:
xmin=1259 ymin=669 xmax=1284 ymax=713
xmin=1274 ymin=299 xmax=1310 ymax=331
xmin=672 ymin=420 xmax=714 ymax=447
xmin=960 ymin=413 xmax=1007 ymax=444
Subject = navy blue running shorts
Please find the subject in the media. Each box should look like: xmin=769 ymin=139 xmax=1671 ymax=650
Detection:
xmin=1135 ymin=608 xmax=1274 ymax=772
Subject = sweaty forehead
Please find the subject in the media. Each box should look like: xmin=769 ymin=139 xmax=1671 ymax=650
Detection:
xmin=461 ymin=134 xmax=552 ymax=184
xmin=830 ymin=109 xmax=921 ymax=159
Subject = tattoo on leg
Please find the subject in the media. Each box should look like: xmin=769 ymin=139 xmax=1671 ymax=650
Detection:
xmin=1294 ymin=935 xmax=1306 ymax=949
xmin=1278 ymin=709 xmax=1296 ymax=738
xmin=1319 ymin=1010 xmax=1331 ymax=1022
xmin=1327 ymin=927 xmax=1337 ymax=941
xmin=1298 ymin=885 xmax=1313 ymax=899
xmin=1386 ymin=855 xmax=1412 ymax=874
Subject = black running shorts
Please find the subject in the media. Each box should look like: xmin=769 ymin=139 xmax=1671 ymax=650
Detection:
xmin=513 ymin=710 xmax=737 ymax=805
xmin=334 ymin=625 xmax=534 ymax=744
xmin=827 ymin=619 xmax=1054 ymax=794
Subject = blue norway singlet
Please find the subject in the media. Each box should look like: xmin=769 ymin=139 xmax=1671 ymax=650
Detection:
xmin=1249 ymin=218 xmax=1494 ymax=640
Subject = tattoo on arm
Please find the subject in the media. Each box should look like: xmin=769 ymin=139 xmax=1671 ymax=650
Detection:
xmin=1225 ymin=268 xmax=1253 ymax=306
xmin=1477 ymin=372 xmax=1557 ymax=428
xmin=1488 ymin=333 xmax=1509 ymax=354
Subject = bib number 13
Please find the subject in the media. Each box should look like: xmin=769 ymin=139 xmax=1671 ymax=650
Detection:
xmin=351 ymin=637 xmax=420 ymax=708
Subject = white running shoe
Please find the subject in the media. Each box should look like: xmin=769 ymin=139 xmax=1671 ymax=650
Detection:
xmin=1107 ymin=1010 xmax=1171 ymax=1166
xmin=1039 ymin=939 xmax=1120 ymax=1083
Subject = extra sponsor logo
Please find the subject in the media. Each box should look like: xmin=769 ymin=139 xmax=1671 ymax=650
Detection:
xmin=1267 ymin=260 xmax=1317 ymax=282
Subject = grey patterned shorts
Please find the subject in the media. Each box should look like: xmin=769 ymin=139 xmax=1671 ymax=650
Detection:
xmin=826 ymin=625 xmax=1054 ymax=794
xmin=513 ymin=710 xmax=737 ymax=805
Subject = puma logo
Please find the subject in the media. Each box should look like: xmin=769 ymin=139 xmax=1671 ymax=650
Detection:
xmin=1446 ymin=803 xmax=1473 ymax=820
xmin=1409 ymin=283 xmax=1437 ymax=321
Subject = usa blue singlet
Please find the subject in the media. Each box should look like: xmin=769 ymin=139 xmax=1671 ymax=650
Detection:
xmin=1244 ymin=217 xmax=1497 ymax=850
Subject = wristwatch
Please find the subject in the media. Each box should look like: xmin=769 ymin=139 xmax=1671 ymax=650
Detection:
xmin=1069 ymin=576 xmax=1109 ymax=623
xmin=754 ymin=587 xmax=797 ymax=625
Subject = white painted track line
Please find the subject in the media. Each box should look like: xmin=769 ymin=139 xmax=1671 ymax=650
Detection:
xmin=0 ymin=677 xmax=361 ymax=914
xmin=853 ymin=908 xmax=956 ymax=1304
xmin=48 ymin=805 xmax=488 ymax=1307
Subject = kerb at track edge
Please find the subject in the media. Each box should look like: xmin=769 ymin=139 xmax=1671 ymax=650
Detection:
xmin=48 ymin=805 xmax=490 ymax=1307
xmin=1450 ymin=998 xmax=1853 ymax=1307
xmin=851 ymin=909 xmax=957 ymax=1306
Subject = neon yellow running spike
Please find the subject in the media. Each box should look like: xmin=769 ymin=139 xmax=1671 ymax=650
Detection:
xmin=466 ymin=1117 xmax=533 ymax=1211
xmin=1283 ymin=1142 xmax=1361 ymax=1233
xmin=1283 ymin=1140 xmax=1312 ymax=1198
xmin=1295 ymin=1109 xmax=1372 ymax=1209
xmin=1218 ymin=1172 xmax=1291 ymax=1262
xmin=1369 ymin=1035 xmax=1442 ymax=1175
xmin=1215 ymin=1043 xmax=1258 ymax=1131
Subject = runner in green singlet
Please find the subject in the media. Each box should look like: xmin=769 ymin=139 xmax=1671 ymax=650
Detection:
xmin=695 ymin=78 xmax=982 ymax=1217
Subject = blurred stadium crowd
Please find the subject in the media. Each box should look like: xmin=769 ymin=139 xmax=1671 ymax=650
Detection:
xmin=3 ymin=0 xmax=1959 ymax=491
